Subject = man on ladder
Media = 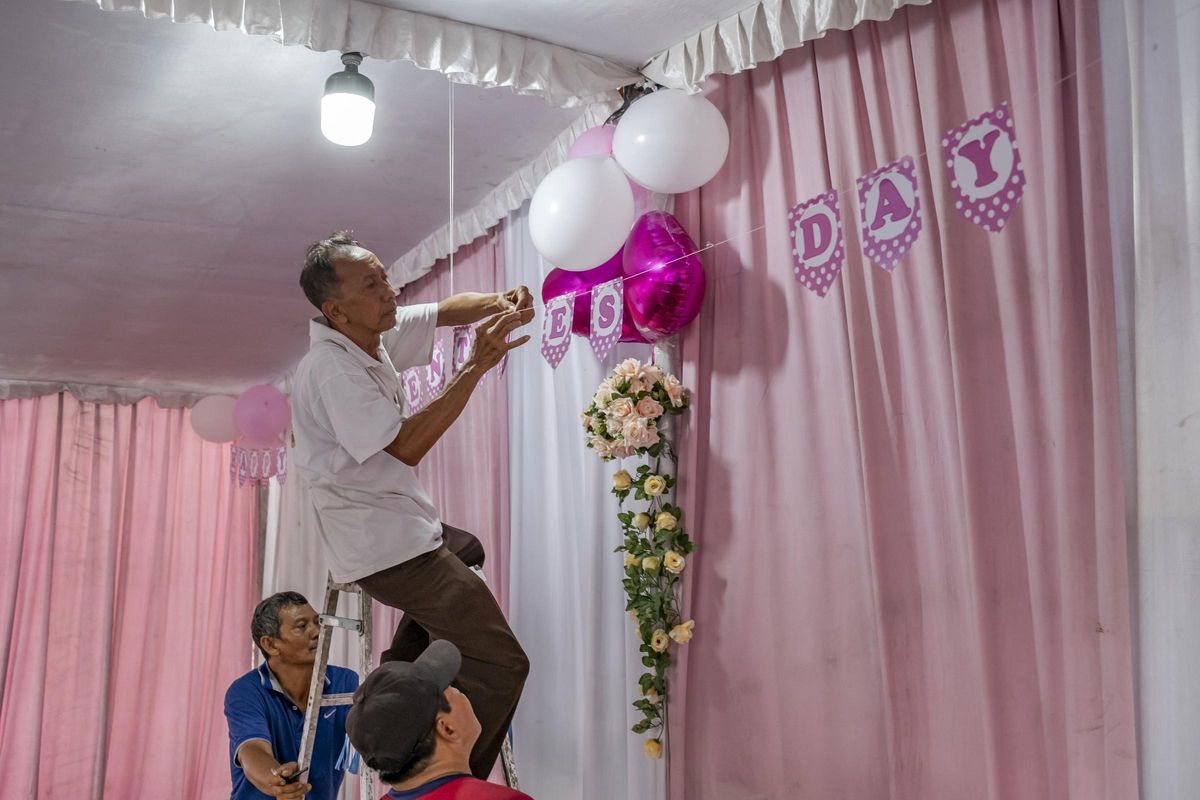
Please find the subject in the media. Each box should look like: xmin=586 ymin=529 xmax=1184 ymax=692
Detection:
xmin=292 ymin=232 xmax=533 ymax=781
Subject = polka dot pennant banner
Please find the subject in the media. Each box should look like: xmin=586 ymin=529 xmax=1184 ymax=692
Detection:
xmin=426 ymin=340 xmax=447 ymax=396
xmin=857 ymin=155 xmax=923 ymax=273
xmin=788 ymin=189 xmax=845 ymax=298
xmin=541 ymin=293 xmax=574 ymax=369
xmin=451 ymin=325 xmax=474 ymax=377
xmin=588 ymin=277 xmax=624 ymax=360
xmin=401 ymin=367 xmax=426 ymax=415
xmin=942 ymin=102 xmax=1026 ymax=233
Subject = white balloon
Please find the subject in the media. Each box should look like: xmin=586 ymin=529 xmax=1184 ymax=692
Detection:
xmin=190 ymin=395 xmax=240 ymax=443
xmin=529 ymin=156 xmax=635 ymax=271
xmin=613 ymin=89 xmax=730 ymax=194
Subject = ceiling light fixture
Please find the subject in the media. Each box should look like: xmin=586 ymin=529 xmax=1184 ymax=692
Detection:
xmin=321 ymin=52 xmax=375 ymax=147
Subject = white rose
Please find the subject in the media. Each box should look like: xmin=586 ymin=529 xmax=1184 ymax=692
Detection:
xmin=615 ymin=358 xmax=641 ymax=379
xmin=608 ymin=397 xmax=636 ymax=422
xmin=641 ymin=556 xmax=661 ymax=573
xmin=663 ymin=551 xmax=686 ymax=574
xmin=612 ymin=470 xmax=633 ymax=491
xmin=649 ymin=629 xmax=669 ymax=652
xmin=636 ymin=397 xmax=664 ymax=419
xmin=655 ymin=512 xmax=677 ymax=530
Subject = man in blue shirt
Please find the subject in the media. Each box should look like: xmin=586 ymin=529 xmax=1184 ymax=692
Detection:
xmin=224 ymin=591 xmax=359 ymax=799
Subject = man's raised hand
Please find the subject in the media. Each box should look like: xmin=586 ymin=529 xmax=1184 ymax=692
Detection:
xmin=469 ymin=307 xmax=534 ymax=371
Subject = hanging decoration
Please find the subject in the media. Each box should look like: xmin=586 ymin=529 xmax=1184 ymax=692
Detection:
xmin=857 ymin=155 xmax=923 ymax=273
xmin=788 ymin=189 xmax=846 ymax=298
xmin=541 ymin=250 xmax=648 ymax=344
xmin=451 ymin=325 xmax=475 ymax=376
xmin=230 ymin=436 xmax=287 ymax=488
xmin=401 ymin=367 xmax=426 ymax=414
xmin=540 ymin=294 xmax=575 ymax=369
xmin=623 ymin=212 xmax=707 ymax=342
xmin=588 ymin=277 xmax=625 ymax=360
xmin=427 ymin=340 xmax=447 ymax=395
xmin=190 ymin=394 xmax=240 ymax=443
xmin=582 ymin=358 xmax=693 ymax=758
xmin=943 ymin=102 xmax=1026 ymax=233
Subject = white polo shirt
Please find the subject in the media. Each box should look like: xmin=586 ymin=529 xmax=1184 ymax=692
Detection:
xmin=291 ymin=304 xmax=443 ymax=582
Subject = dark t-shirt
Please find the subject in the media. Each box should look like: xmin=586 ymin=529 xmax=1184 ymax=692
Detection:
xmin=383 ymin=774 xmax=533 ymax=800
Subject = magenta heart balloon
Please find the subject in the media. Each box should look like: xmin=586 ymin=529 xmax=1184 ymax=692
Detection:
xmin=541 ymin=248 xmax=648 ymax=343
xmin=622 ymin=211 xmax=707 ymax=341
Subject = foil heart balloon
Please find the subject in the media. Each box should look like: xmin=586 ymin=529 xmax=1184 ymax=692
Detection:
xmin=541 ymin=248 xmax=648 ymax=343
xmin=622 ymin=212 xmax=707 ymax=341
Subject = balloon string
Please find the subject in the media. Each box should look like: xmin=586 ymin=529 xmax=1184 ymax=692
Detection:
xmin=448 ymin=81 xmax=456 ymax=296
xmin=564 ymin=223 xmax=768 ymax=302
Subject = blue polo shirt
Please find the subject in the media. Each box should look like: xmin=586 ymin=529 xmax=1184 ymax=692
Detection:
xmin=224 ymin=662 xmax=358 ymax=800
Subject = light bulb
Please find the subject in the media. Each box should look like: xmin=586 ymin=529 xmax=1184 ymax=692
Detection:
xmin=321 ymin=93 xmax=375 ymax=147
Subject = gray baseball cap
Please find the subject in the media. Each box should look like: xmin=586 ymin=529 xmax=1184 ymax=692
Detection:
xmin=345 ymin=640 xmax=462 ymax=772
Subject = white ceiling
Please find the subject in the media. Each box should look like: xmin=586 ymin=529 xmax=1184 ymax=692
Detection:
xmin=0 ymin=0 xmax=753 ymax=397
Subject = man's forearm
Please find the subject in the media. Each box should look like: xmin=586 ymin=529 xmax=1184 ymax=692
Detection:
xmin=385 ymin=364 xmax=484 ymax=466
xmin=237 ymin=742 xmax=282 ymax=793
xmin=436 ymin=292 xmax=503 ymax=327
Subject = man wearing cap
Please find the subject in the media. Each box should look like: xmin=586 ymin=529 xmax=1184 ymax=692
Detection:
xmin=224 ymin=592 xmax=359 ymax=800
xmin=293 ymin=232 xmax=533 ymax=780
xmin=348 ymin=640 xmax=533 ymax=800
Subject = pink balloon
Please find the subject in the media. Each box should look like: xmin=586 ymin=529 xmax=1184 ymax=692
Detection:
xmin=234 ymin=384 xmax=291 ymax=443
xmin=541 ymin=248 xmax=648 ymax=343
xmin=622 ymin=211 xmax=707 ymax=342
xmin=190 ymin=395 xmax=240 ymax=443
xmin=566 ymin=124 xmax=616 ymax=159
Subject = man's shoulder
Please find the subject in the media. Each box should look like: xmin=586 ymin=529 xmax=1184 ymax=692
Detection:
xmin=437 ymin=777 xmax=533 ymax=799
xmin=224 ymin=667 xmax=267 ymax=705
xmin=326 ymin=664 xmax=360 ymax=691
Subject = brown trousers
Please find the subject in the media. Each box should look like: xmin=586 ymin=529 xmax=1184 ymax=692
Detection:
xmin=356 ymin=525 xmax=528 ymax=779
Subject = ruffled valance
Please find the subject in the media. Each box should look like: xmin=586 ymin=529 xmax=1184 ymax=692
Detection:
xmin=640 ymin=0 xmax=931 ymax=91
xmin=69 ymin=0 xmax=638 ymax=108
xmin=387 ymin=100 xmax=620 ymax=287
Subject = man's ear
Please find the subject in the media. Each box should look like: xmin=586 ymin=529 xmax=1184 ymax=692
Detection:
xmin=435 ymin=714 xmax=459 ymax=743
xmin=259 ymin=635 xmax=281 ymax=659
xmin=321 ymin=297 xmax=344 ymax=324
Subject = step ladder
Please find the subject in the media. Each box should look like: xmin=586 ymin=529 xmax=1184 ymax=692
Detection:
xmin=297 ymin=573 xmax=521 ymax=795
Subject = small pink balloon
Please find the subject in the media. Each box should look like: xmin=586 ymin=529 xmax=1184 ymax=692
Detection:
xmin=234 ymin=385 xmax=291 ymax=443
xmin=190 ymin=395 xmax=240 ymax=443
xmin=566 ymin=124 xmax=616 ymax=159
xmin=622 ymin=211 xmax=707 ymax=342
xmin=541 ymin=248 xmax=648 ymax=343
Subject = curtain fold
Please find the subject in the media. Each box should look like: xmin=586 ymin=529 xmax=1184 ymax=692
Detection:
xmin=0 ymin=394 xmax=259 ymax=799
xmin=1100 ymin=0 xmax=1200 ymax=797
xmin=666 ymin=0 xmax=1138 ymax=798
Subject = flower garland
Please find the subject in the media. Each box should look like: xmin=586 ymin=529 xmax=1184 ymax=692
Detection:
xmin=582 ymin=358 xmax=695 ymax=759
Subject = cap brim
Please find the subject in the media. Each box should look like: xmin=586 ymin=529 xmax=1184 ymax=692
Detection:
xmin=415 ymin=639 xmax=461 ymax=691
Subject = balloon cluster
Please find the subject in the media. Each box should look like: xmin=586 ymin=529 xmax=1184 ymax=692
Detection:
xmin=531 ymin=89 xmax=728 ymax=342
xmin=190 ymin=384 xmax=290 ymax=446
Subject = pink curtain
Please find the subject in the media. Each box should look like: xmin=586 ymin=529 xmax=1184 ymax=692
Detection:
xmin=668 ymin=1 xmax=1138 ymax=799
xmin=0 ymin=394 xmax=259 ymax=799
xmin=391 ymin=230 xmax=512 ymax=615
